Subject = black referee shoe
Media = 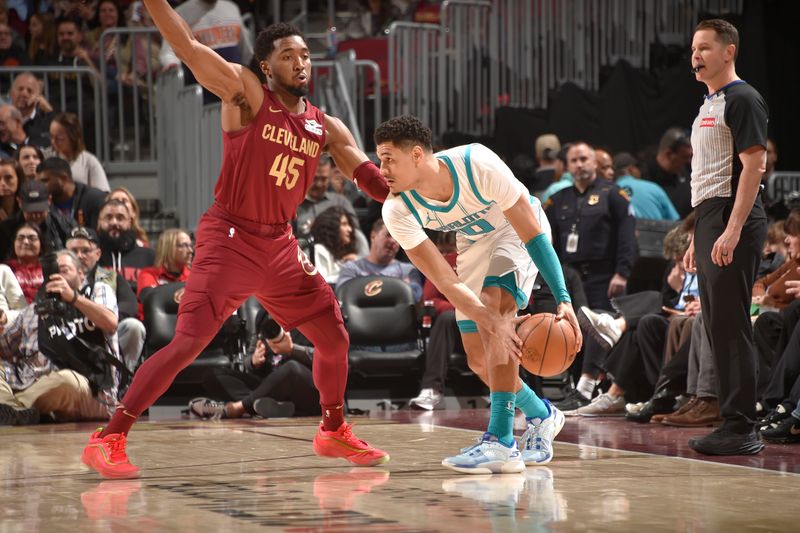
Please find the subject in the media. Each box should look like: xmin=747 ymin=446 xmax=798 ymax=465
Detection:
xmin=688 ymin=426 xmax=764 ymax=455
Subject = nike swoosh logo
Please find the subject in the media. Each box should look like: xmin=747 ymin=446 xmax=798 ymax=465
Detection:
xmin=790 ymin=425 xmax=800 ymax=435
xmin=269 ymin=106 xmax=282 ymax=113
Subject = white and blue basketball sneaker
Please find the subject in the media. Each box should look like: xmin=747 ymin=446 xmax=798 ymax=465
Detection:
xmin=442 ymin=433 xmax=526 ymax=475
xmin=520 ymin=400 xmax=566 ymax=466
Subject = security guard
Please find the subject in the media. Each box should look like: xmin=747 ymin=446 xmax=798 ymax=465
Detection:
xmin=544 ymin=142 xmax=636 ymax=311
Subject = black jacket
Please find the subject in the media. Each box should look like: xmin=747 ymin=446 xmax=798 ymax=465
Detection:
xmin=0 ymin=208 xmax=76 ymax=261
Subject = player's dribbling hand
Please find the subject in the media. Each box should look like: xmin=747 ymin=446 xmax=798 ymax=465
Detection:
xmin=556 ymin=302 xmax=583 ymax=354
xmin=482 ymin=312 xmax=525 ymax=363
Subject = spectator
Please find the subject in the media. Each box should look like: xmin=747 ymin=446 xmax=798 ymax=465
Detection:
xmin=28 ymin=11 xmax=58 ymax=64
xmin=13 ymin=144 xmax=43 ymax=182
xmin=758 ymin=220 xmax=787 ymax=279
xmin=640 ymin=127 xmax=693 ymax=218
xmin=4 ymin=222 xmax=44 ymax=304
xmin=159 ymin=0 xmax=253 ymax=102
xmin=54 ymin=1 xmax=99 ymax=29
xmin=613 ymin=152 xmax=679 ymax=221
xmin=46 ymin=17 xmax=101 ymax=146
xmin=136 ymin=228 xmax=192 ymax=319
xmin=343 ymin=0 xmax=402 ymax=39
xmin=575 ymin=224 xmax=699 ymax=415
xmin=0 ymin=249 xmax=122 ymax=425
xmin=0 ymin=263 xmax=25 ymax=324
xmin=37 ymin=156 xmax=106 ymax=229
xmin=544 ymin=142 xmax=636 ymax=311
xmin=0 ymin=21 xmax=27 ymax=68
xmin=337 ymin=218 xmax=423 ymax=301
xmin=65 ymin=226 xmax=143 ymax=373
xmin=408 ymin=231 xmax=460 ymax=410
xmin=118 ymin=0 xmax=161 ymax=89
xmin=759 ymin=321 xmax=800 ymax=444
xmin=48 ymin=112 xmax=109 ymax=192
xmin=0 ymin=104 xmax=30 ymax=157
xmin=595 ymin=149 xmax=614 ymax=181
xmin=539 ymin=142 xmax=574 ymax=202
xmin=189 ymin=313 xmax=318 ymax=420
xmin=96 ymin=198 xmax=154 ymax=292
xmin=107 ymin=186 xmax=149 ymax=246
xmin=85 ymin=0 xmax=124 ymax=97
xmin=0 ymin=4 xmax=25 ymax=50
xmin=527 ymin=133 xmax=560 ymax=194
xmin=752 ymin=219 xmax=800 ymax=312
xmin=329 ymin=162 xmax=365 ymax=208
xmin=310 ymin=206 xmax=360 ymax=284
xmin=0 ymin=180 xmax=75 ymax=261
xmin=9 ymin=72 xmax=54 ymax=148
xmin=296 ymin=155 xmax=358 ymax=235
xmin=0 ymin=157 xmax=20 ymax=222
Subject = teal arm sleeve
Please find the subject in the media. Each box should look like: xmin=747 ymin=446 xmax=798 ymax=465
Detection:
xmin=525 ymin=233 xmax=571 ymax=304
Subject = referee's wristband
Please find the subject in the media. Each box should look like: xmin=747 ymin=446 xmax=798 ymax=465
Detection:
xmin=525 ymin=233 xmax=571 ymax=304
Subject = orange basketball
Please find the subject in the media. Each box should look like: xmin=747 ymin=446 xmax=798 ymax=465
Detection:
xmin=517 ymin=313 xmax=578 ymax=377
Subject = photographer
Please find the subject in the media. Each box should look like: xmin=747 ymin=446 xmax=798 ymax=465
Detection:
xmin=0 ymin=250 xmax=123 ymax=425
xmin=188 ymin=313 xmax=318 ymax=420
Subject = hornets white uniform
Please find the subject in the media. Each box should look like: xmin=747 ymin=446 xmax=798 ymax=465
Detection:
xmin=382 ymin=143 xmax=550 ymax=332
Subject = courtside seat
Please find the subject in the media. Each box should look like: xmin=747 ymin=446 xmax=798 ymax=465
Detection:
xmin=141 ymin=282 xmax=243 ymax=384
xmin=336 ymin=276 xmax=424 ymax=378
xmin=628 ymin=218 xmax=680 ymax=294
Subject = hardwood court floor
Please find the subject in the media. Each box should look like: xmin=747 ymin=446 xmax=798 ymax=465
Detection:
xmin=1 ymin=410 xmax=799 ymax=532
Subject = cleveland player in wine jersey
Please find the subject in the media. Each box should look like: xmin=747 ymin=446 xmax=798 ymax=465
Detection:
xmin=80 ymin=1 xmax=390 ymax=479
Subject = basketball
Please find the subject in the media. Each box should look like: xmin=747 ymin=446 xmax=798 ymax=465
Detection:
xmin=517 ymin=313 xmax=578 ymax=377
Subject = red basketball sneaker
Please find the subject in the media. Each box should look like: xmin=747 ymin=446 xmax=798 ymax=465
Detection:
xmin=81 ymin=428 xmax=141 ymax=479
xmin=312 ymin=422 xmax=390 ymax=466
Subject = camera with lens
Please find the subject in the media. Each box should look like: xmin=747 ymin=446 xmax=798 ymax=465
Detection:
xmin=34 ymin=252 xmax=70 ymax=316
xmin=258 ymin=314 xmax=285 ymax=343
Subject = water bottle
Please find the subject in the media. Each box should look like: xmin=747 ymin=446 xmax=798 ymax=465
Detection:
xmin=422 ymin=300 xmax=435 ymax=329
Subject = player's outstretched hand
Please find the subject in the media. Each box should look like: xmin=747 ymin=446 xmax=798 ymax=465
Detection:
xmin=555 ymin=302 xmax=583 ymax=354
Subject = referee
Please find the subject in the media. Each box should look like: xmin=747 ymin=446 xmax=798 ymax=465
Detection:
xmin=684 ymin=19 xmax=769 ymax=455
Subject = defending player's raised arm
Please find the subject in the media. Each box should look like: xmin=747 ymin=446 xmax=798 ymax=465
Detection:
xmin=143 ymin=0 xmax=261 ymax=104
xmin=324 ymin=115 xmax=389 ymax=202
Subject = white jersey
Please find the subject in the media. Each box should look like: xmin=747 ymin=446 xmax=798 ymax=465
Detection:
xmin=382 ymin=144 xmax=531 ymax=251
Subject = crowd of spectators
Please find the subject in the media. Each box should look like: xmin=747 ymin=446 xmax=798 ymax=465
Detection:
xmin=1 ymin=1 xmax=798 ymax=449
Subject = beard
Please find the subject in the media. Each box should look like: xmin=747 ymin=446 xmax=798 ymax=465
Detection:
xmin=287 ymin=84 xmax=309 ymax=97
xmin=98 ymin=228 xmax=137 ymax=254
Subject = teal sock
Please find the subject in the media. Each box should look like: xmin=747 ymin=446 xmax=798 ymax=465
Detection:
xmin=516 ymin=382 xmax=549 ymax=420
xmin=487 ymin=392 xmax=516 ymax=446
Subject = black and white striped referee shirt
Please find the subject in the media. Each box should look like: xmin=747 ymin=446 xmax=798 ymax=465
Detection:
xmin=690 ymin=80 xmax=768 ymax=207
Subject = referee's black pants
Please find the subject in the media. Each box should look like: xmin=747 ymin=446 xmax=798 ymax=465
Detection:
xmin=694 ymin=197 xmax=767 ymax=433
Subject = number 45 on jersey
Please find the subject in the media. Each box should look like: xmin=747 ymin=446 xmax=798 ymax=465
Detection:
xmin=270 ymin=154 xmax=305 ymax=190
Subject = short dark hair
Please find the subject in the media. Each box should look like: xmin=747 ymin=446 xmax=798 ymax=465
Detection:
xmin=36 ymin=157 xmax=72 ymax=179
xmin=784 ymin=209 xmax=800 ymax=237
xmin=374 ymin=115 xmax=433 ymax=151
xmin=99 ymin=198 xmax=131 ymax=217
xmin=56 ymin=17 xmax=80 ymax=31
xmin=371 ymin=217 xmax=387 ymax=235
xmin=254 ymin=23 xmax=304 ymax=61
xmin=658 ymin=127 xmax=691 ymax=154
xmin=695 ymin=18 xmax=739 ymax=61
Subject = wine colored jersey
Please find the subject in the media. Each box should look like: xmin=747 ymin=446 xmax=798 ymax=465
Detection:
xmin=214 ymin=86 xmax=327 ymax=224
